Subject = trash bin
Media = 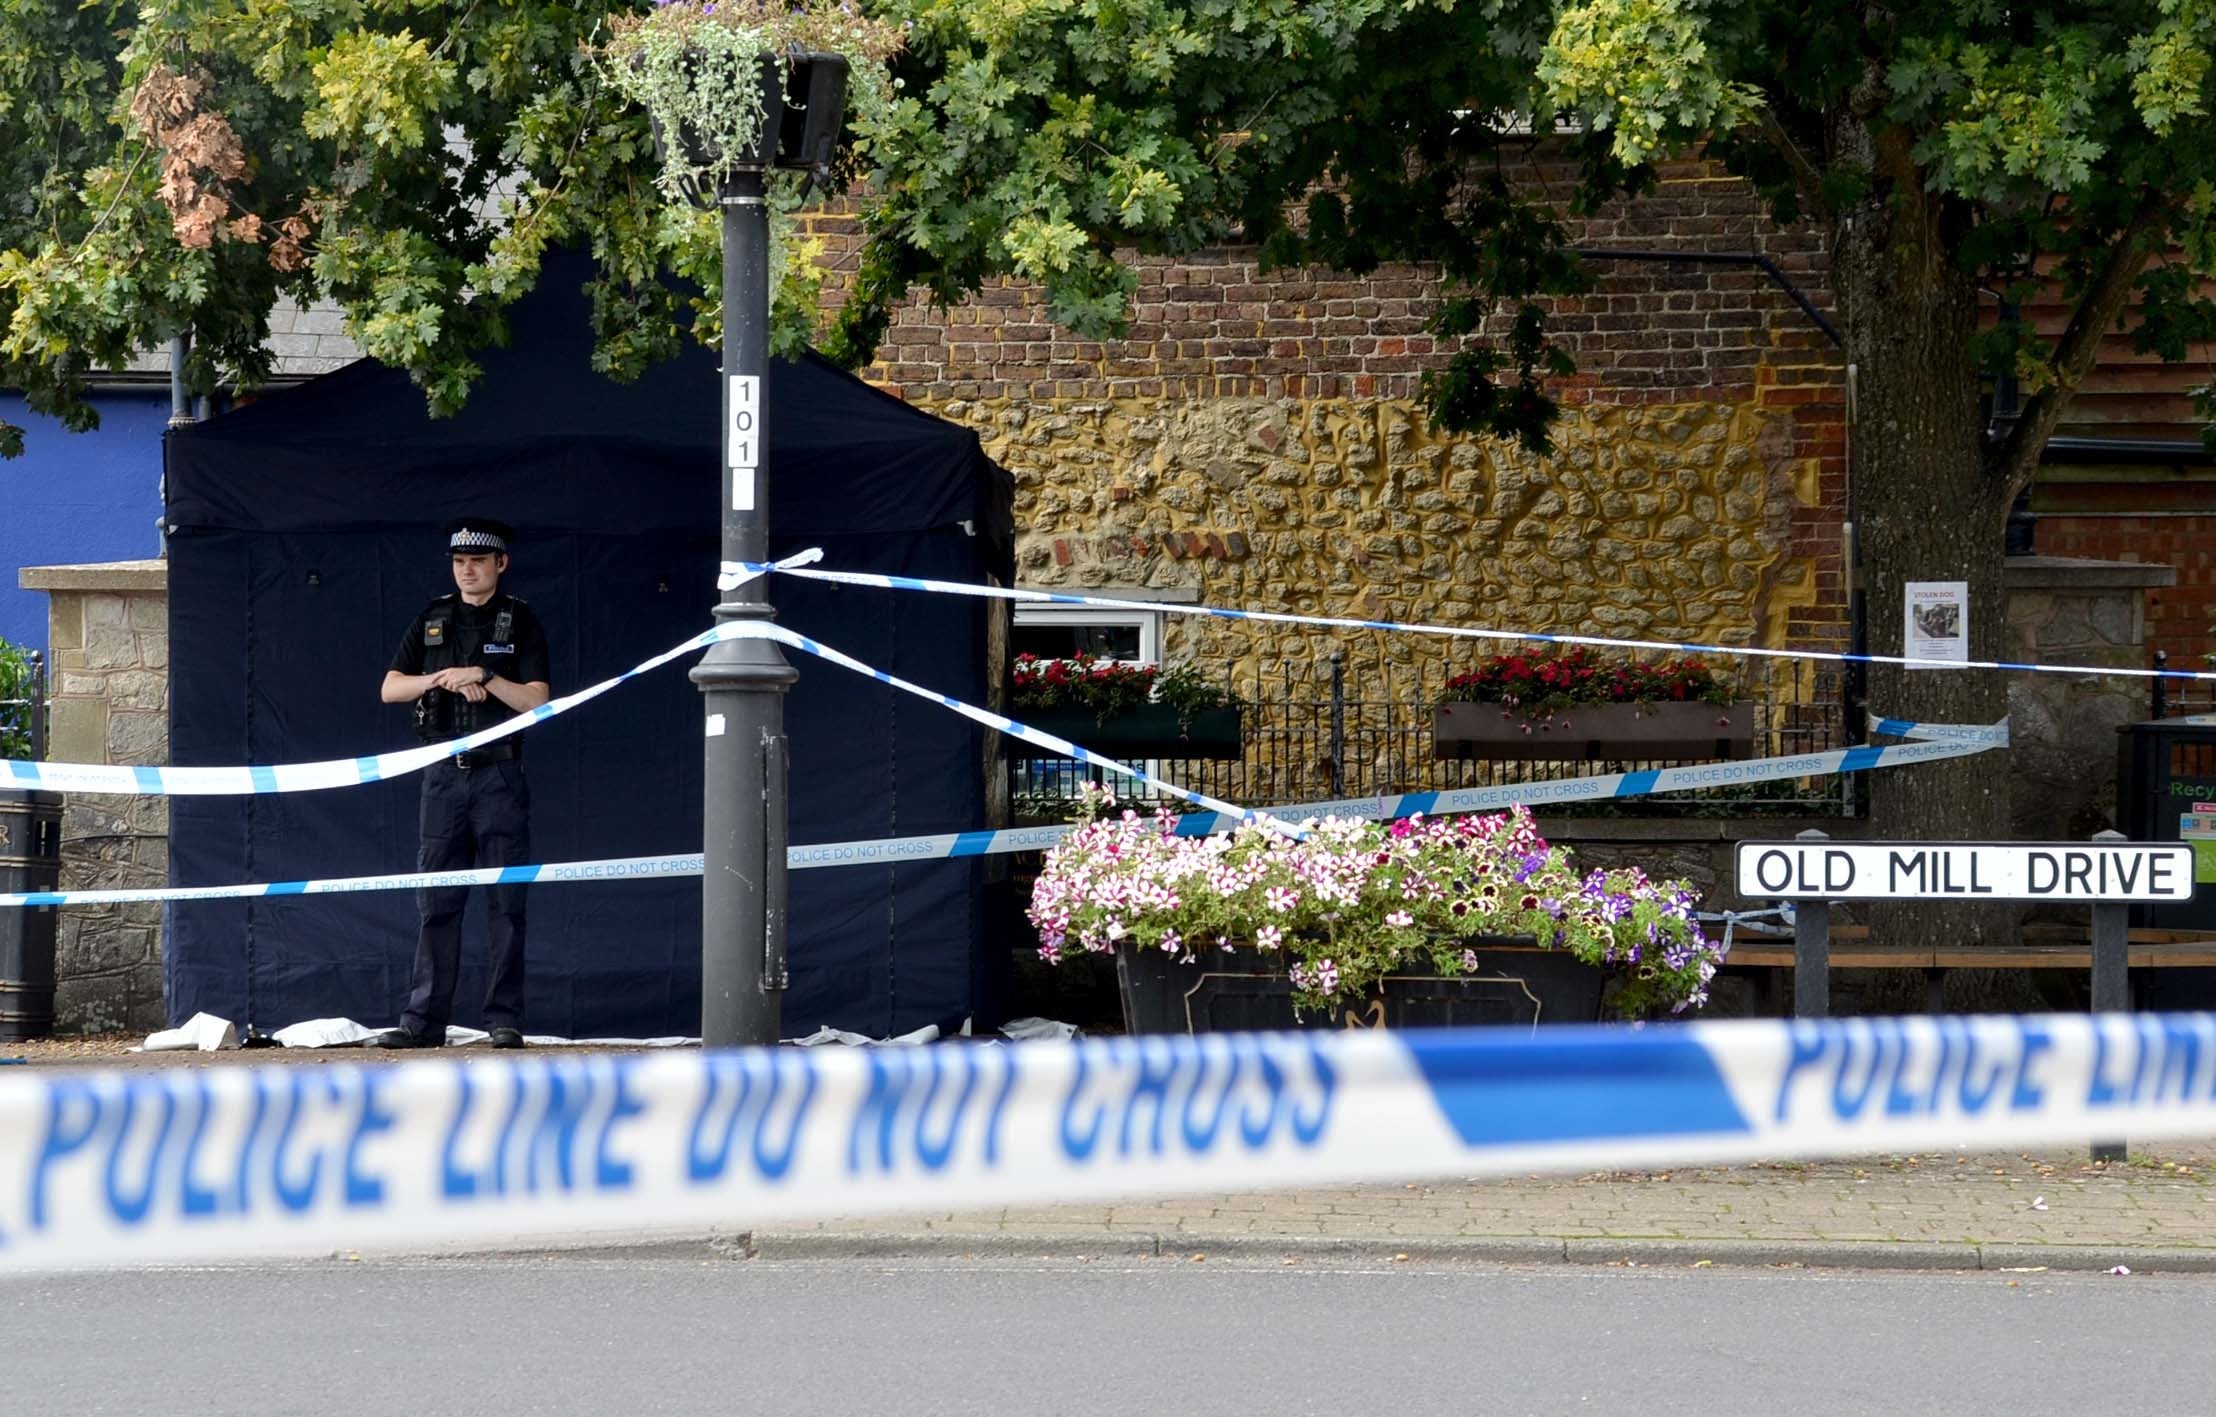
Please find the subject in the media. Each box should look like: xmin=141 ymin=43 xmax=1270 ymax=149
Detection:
xmin=2118 ymin=720 xmax=2216 ymax=1008
xmin=2118 ymin=720 xmax=2216 ymax=927
xmin=0 ymin=788 xmax=62 ymax=1041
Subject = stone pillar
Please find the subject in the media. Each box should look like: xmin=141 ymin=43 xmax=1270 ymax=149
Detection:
xmin=16 ymin=560 xmax=168 ymax=1034
xmin=2002 ymin=555 xmax=2175 ymax=841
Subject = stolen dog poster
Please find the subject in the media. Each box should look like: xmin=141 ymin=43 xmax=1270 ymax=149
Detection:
xmin=1904 ymin=580 xmax=1969 ymax=667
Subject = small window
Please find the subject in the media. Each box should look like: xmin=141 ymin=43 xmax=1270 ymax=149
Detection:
xmin=1011 ymin=604 xmax=1160 ymax=664
xmin=1009 ymin=601 xmax=1169 ymax=817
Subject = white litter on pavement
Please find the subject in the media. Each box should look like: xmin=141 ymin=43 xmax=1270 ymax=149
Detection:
xmin=788 ymin=1022 xmax=941 ymax=1047
xmin=1001 ymin=1016 xmax=1081 ymax=1042
xmin=133 ymin=1013 xmax=1071 ymax=1050
xmin=137 ymin=1012 xmax=239 ymax=1053
xmin=271 ymin=1018 xmax=696 ymax=1049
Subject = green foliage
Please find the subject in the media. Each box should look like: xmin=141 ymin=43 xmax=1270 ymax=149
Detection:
xmin=0 ymin=0 xmax=2213 ymax=496
xmin=1537 ymin=0 xmax=1758 ymax=165
xmin=1152 ymin=662 xmax=1239 ymax=719
xmin=0 ymin=637 xmax=36 ymax=760
xmin=2132 ymin=0 xmax=2216 ymax=133
xmin=0 ymin=0 xmax=901 ymax=448
xmin=305 ymin=30 xmax=457 ymax=155
xmin=1891 ymin=31 xmax=2127 ymax=199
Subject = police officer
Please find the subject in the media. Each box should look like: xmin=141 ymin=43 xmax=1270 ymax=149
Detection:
xmin=377 ymin=518 xmax=551 ymax=1049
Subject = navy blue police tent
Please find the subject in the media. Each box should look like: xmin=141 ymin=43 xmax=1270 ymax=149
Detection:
xmin=161 ymin=272 xmax=1013 ymax=1040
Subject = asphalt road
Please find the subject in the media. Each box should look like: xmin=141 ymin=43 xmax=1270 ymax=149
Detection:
xmin=4 ymin=1253 xmax=2207 ymax=1415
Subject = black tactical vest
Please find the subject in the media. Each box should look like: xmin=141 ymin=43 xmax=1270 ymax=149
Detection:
xmin=414 ymin=595 xmax=516 ymax=741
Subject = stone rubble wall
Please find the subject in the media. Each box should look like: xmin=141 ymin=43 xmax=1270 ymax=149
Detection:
xmin=951 ymin=393 xmax=1823 ymax=691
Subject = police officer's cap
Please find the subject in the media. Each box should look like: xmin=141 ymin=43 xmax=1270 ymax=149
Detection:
xmin=444 ymin=517 xmax=514 ymax=556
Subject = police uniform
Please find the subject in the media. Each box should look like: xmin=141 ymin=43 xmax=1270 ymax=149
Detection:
xmin=385 ymin=521 xmax=550 ymax=1044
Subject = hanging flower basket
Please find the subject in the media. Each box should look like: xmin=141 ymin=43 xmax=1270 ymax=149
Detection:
xmin=598 ymin=1 xmax=902 ymax=199
xmin=639 ymin=49 xmax=790 ymax=178
xmin=1430 ymin=645 xmax=1756 ymax=761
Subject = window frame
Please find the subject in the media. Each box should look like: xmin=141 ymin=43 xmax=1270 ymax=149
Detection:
xmin=1010 ymin=603 xmax=1163 ymax=666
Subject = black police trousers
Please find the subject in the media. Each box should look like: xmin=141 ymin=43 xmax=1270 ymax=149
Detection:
xmin=402 ymin=756 xmax=530 ymax=1034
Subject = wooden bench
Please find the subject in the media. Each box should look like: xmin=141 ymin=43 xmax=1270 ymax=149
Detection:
xmin=1717 ymin=926 xmax=2216 ymax=1013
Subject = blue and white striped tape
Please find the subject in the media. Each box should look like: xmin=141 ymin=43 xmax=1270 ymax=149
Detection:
xmin=0 ymin=554 xmax=815 ymax=796
xmin=1869 ymin=715 xmax=2013 ymax=747
xmin=3 ymin=1010 xmax=2212 ymax=1270
xmin=736 ymin=559 xmax=2216 ymax=683
xmin=0 ymin=715 xmax=2003 ymax=908
xmin=0 ymin=565 xmax=1289 ymax=839
xmin=0 ymin=853 xmax=711 ymax=909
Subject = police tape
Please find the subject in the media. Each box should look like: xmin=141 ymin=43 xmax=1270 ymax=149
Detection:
xmin=0 ymin=597 xmax=1288 ymax=843
xmin=2 ymin=1011 xmax=2212 ymax=1271
xmin=1868 ymin=715 xmax=2013 ymax=747
xmin=0 ymin=717 xmax=2004 ymax=908
xmin=0 ymin=853 xmax=710 ymax=908
xmin=735 ymin=559 xmax=2216 ymax=683
xmin=0 ymin=556 xmax=800 ymax=796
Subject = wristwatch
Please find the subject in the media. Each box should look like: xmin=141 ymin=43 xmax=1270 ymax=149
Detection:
xmin=480 ymin=668 xmax=493 ymax=688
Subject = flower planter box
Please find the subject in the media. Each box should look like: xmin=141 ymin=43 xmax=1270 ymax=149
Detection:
xmin=1113 ymin=940 xmax=1606 ymax=1035
xmin=1432 ymin=700 xmax=1756 ymax=762
xmin=1010 ymin=705 xmax=1244 ymax=760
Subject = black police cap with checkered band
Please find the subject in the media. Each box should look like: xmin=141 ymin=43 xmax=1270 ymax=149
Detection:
xmin=443 ymin=517 xmax=514 ymax=555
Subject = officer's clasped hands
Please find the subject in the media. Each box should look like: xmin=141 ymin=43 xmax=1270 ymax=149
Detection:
xmin=430 ymin=665 xmax=491 ymax=702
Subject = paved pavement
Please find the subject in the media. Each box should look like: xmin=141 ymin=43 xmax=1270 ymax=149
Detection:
xmin=10 ymin=1256 xmax=2211 ymax=1416
xmin=745 ymin=1143 xmax=2216 ymax=1273
xmin=9 ymin=1035 xmax=2216 ymax=1273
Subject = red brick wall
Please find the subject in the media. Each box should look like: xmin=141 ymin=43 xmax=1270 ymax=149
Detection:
xmin=812 ymin=155 xmax=1836 ymax=401
xmin=2035 ymin=509 xmax=2216 ymax=667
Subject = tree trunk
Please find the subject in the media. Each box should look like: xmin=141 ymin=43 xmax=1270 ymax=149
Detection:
xmin=1829 ymin=123 xmax=2015 ymax=952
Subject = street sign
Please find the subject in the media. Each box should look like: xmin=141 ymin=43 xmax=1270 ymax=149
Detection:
xmin=727 ymin=374 xmax=759 ymax=510
xmin=1736 ymin=840 xmax=2196 ymax=903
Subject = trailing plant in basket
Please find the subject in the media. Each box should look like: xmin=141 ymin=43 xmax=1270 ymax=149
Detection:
xmin=1012 ymin=653 xmax=1238 ymax=726
xmin=1440 ymin=645 xmax=1735 ymax=716
xmin=598 ymin=0 xmax=905 ymax=201
xmin=1028 ymin=787 xmax=1723 ymax=1018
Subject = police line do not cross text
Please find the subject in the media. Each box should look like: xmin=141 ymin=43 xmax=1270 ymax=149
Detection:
xmin=1735 ymin=840 xmax=2195 ymax=902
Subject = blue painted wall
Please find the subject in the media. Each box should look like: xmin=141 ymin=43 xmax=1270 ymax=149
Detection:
xmin=0 ymin=391 xmax=168 ymax=651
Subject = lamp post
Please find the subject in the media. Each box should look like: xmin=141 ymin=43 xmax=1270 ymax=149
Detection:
xmin=669 ymin=51 xmax=849 ymax=1047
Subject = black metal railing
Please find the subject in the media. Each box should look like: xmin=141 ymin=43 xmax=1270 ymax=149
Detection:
xmin=1012 ymin=650 xmax=1855 ymax=821
xmin=0 ymin=648 xmax=46 ymax=761
xmin=2148 ymin=649 xmax=2216 ymax=723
